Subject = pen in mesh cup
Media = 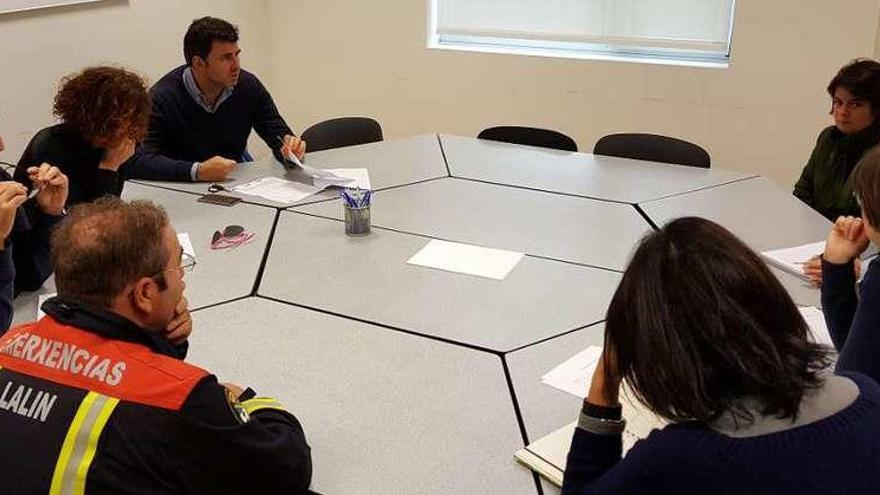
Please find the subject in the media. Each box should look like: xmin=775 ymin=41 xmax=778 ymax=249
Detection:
xmin=341 ymin=187 xmax=371 ymax=208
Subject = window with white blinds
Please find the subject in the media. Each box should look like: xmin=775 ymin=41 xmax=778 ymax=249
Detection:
xmin=428 ymin=0 xmax=736 ymax=67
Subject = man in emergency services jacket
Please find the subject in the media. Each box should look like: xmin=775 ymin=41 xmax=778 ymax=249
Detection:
xmin=0 ymin=197 xmax=313 ymax=494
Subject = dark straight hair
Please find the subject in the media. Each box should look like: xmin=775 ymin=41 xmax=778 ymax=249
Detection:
xmin=183 ymin=16 xmax=239 ymax=66
xmin=605 ymin=217 xmax=830 ymax=425
xmin=828 ymin=58 xmax=880 ymax=115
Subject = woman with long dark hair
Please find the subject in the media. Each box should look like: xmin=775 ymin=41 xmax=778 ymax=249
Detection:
xmin=562 ymin=217 xmax=880 ymax=494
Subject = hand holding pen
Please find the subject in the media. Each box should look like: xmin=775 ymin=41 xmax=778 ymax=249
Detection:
xmin=278 ymin=134 xmax=307 ymax=167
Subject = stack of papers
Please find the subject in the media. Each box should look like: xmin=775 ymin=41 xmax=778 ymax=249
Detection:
xmin=761 ymin=241 xmax=825 ymax=280
xmin=231 ymin=167 xmax=372 ymax=204
xmin=406 ymin=240 xmax=524 ymax=280
xmin=232 ymin=177 xmax=321 ymax=204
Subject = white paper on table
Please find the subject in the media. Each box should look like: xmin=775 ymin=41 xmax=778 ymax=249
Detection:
xmin=761 ymin=240 xmax=825 ymax=280
xmin=177 ymin=233 xmax=196 ymax=259
xmin=406 ymin=240 xmax=524 ymax=280
xmin=540 ymin=345 xmax=604 ymax=398
xmin=315 ymin=168 xmax=370 ymax=190
xmin=231 ymin=177 xmax=321 ymax=204
xmin=799 ymin=306 xmax=834 ymax=347
xmin=37 ymin=293 xmax=56 ymax=320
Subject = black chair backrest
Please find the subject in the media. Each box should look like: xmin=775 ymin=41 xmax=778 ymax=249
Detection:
xmin=477 ymin=126 xmax=578 ymax=152
xmin=301 ymin=117 xmax=383 ymax=153
xmin=593 ymin=133 xmax=710 ymax=168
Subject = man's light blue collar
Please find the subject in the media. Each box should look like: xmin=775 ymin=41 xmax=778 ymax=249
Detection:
xmin=182 ymin=67 xmax=233 ymax=113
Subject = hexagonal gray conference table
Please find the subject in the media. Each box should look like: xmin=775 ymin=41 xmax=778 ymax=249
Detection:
xmin=12 ymin=134 xmax=827 ymax=494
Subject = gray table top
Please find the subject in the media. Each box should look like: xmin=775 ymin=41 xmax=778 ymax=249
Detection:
xmin=12 ymin=184 xmax=277 ymax=323
xmin=639 ymin=177 xmax=831 ymax=251
xmin=187 ymin=297 xmax=537 ymax=495
xmin=132 ymin=134 xmax=449 ymax=208
xmin=440 ymin=134 xmax=755 ymax=204
xmin=640 ymin=176 xmax=826 ymax=307
xmin=121 ymin=182 xmax=275 ymax=309
xmin=260 ymin=212 xmax=621 ymax=352
xmin=292 ymin=177 xmax=652 ymax=271
xmin=506 ymin=324 xmax=605 ymax=443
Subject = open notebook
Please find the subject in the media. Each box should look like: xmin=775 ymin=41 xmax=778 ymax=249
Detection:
xmin=515 ymin=391 xmax=665 ymax=487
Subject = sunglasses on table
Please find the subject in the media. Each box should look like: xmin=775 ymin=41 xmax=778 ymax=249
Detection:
xmin=211 ymin=225 xmax=255 ymax=250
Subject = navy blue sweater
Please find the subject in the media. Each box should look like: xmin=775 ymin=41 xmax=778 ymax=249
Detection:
xmin=562 ymin=372 xmax=880 ymax=494
xmin=822 ymin=257 xmax=880 ymax=382
xmin=127 ymin=65 xmax=293 ymax=182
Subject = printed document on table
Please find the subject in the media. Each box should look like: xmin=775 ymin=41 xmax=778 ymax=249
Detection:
xmin=541 ymin=345 xmax=603 ymax=398
xmin=177 ymin=233 xmax=196 ymax=259
xmin=315 ymin=168 xmax=370 ymax=190
xmin=406 ymin=240 xmax=524 ymax=280
xmin=799 ymin=306 xmax=834 ymax=347
xmin=231 ymin=177 xmax=321 ymax=204
xmin=761 ymin=240 xmax=825 ymax=279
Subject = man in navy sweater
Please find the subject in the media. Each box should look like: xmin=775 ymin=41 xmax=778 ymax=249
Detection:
xmin=127 ymin=17 xmax=306 ymax=183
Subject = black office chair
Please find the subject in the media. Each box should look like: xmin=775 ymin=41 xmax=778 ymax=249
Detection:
xmin=300 ymin=117 xmax=383 ymax=153
xmin=477 ymin=126 xmax=578 ymax=152
xmin=593 ymin=133 xmax=710 ymax=168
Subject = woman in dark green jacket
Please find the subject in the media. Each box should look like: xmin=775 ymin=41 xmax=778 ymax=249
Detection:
xmin=795 ymin=59 xmax=880 ymax=284
xmin=794 ymin=59 xmax=880 ymax=221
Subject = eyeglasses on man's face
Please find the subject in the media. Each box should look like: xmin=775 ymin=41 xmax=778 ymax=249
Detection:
xmin=153 ymin=250 xmax=197 ymax=279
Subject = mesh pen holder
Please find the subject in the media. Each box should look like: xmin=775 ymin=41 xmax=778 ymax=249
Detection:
xmin=344 ymin=204 xmax=371 ymax=236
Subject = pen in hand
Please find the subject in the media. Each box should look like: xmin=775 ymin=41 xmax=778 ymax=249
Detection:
xmin=277 ymin=135 xmax=305 ymax=168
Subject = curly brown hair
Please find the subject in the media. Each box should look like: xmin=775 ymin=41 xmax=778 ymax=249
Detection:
xmin=53 ymin=66 xmax=151 ymax=144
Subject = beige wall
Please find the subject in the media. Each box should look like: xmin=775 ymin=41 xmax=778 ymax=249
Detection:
xmin=0 ymin=0 xmax=270 ymax=162
xmin=267 ymin=0 xmax=880 ymax=187
xmin=3 ymin=1 xmax=880 ymax=188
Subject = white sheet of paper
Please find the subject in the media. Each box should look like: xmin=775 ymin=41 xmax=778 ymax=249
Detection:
xmin=761 ymin=240 xmax=825 ymax=279
xmin=37 ymin=293 xmax=56 ymax=320
xmin=231 ymin=177 xmax=321 ymax=204
xmin=540 ymin=345 xmax=603 ymax=398
xmin=406 ymin=240 xmax=524 ymax=280
xmin=177 ymin=233 xmax=196 ymax=259
xmin=316 ymin=168 xmax=371 ymax=190
xmin=799 ymin=306 xmax=834 ymax=347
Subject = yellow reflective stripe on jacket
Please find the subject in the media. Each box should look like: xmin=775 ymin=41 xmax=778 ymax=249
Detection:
xmin=49 ymin=392 xmax=119 ymax=495
xmin=241 ymin=397 xmax=286 ymax=415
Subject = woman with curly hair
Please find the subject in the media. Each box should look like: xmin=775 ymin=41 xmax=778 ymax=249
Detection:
xmin=15 ymin=66 xmax=150 ymax=206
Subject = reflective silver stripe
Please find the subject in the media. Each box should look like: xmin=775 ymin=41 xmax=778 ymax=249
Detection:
xmin=58 ymin=393 xmax=116 ymax=495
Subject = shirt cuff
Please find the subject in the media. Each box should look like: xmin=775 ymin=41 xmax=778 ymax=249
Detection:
xmin=577 ymin=400 xmax=626 ymax=435
xmin=190 ymin=162 xmax=200 ymax=182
